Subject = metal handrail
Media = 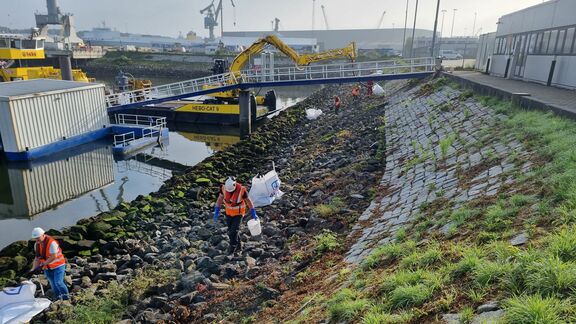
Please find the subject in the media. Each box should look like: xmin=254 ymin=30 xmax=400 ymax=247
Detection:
xmin=113 ymin=114 xmax=166 ymax=147
xmin=113 ymin=132 xmax=135 ymax=147
xmin=105 ymin=57 xmax=435 ymax=108
xmin=114 ymin=114 xmax=166 ymax=127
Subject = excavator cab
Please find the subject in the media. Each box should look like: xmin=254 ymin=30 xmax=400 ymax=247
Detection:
xmin=212 ymin=59 xmax=228 ymax=75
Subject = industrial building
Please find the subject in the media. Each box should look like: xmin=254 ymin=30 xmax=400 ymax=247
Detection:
xmin=224 ymin=28 xmax=434 ymax=52
xmin=79 ymin=27 xmax=205 ymax=52
xmin=476 ymin=0 xmax=576 ymax=89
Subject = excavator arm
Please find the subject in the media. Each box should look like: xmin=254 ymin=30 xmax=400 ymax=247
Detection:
xmin=204 ymin=34 xmax=356 ymax=102
xmin=228 ymin=34 xmax=356 ymax=79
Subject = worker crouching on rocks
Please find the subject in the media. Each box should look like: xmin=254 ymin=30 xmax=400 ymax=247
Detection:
xmin=30 ymin=227 xmax=69 ymax=300
xmin=213 ymin=177 xmax=258 ymax=255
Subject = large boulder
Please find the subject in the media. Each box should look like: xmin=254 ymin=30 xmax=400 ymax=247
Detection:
xmin=86 ymin=221 xmax=112 ymax=240
xmin=0 ymin=241 xmax=30 ymax=257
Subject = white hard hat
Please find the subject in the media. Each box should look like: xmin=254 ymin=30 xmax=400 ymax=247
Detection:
xmin=31 ymin=227 xmax=45 ymax=239
xmin=224 ymin=177 xmax=237 ymax=192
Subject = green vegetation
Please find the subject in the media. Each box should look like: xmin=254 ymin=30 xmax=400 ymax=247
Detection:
xmin=439 ymin=135 xmax=456 ymax=159
xmin=327 ymin=288 xmax=370 ymax=322
xmin=503 ymin=295 xmax=570 ymax=324
xmin=314 ymin=230 xmax=340 ymax=254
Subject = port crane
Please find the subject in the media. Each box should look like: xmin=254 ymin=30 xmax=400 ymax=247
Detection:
xmin=377 ymin=11 xmax=386 ymax=29
xmin=200 ymin=0 xmax=236 ymax=41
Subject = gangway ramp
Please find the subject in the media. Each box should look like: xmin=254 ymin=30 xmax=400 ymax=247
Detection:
xmin=106 ymin=57 xmax=436 ymax=111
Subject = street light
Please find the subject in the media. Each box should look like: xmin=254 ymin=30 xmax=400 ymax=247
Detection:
xmin=440 ymin=10 xmax=447 ymax=36
xmin=402 ymin=0 xmax=410 ymax=57
xmin=451 ymin=8 xmax=457 ymax=38
xmin=409 ymin=0 xmax=419 ymax=58
xmin=430 ymin=0 xmax=441 ymax=57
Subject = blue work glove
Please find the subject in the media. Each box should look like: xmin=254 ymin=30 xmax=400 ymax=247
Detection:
xmin=213 ymin=207 xmax=220 ymax=223
xmin=250 ymin=208 xmax=258 ymax=220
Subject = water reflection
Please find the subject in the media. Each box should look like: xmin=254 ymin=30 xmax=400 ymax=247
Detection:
xmin=0 ymin=144 xmax=114 ymax=219
xmin=173 ymin=124 xmax=241 ymax=152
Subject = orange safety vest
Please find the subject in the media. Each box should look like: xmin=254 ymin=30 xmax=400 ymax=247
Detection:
xmin=36 ymin=235 xmax=66 ymax=270
xmin=221 ymin=183 xmax=247 ymax=217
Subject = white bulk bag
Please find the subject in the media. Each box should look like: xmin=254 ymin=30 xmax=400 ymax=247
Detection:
xmin=249 ymin=167 xmax=284 ymax=207
xmin=373 ymin=84 xmax=385 ymax=96
xmin=305 ymin=109 xmax=323 ymax=120
xmin=0 ymin=281 xmax=51 ymax=324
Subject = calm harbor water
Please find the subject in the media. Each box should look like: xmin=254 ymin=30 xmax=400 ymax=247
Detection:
xmin=0 ymin=84 xmax=319 ymax=250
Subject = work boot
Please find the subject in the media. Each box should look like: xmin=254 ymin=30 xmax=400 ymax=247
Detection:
xmin=233 ymin=242 xmax=243 ymax=256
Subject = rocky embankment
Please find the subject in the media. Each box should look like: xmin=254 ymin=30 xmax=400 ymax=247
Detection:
xmin=0 ymin=81 xmax=395 ymax=323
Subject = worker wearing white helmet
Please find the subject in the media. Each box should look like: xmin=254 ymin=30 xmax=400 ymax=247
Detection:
xmin=213 ymin=176 xmax=258 ymax=255
xmin=30 ymin=227 xmax=69 ymax=300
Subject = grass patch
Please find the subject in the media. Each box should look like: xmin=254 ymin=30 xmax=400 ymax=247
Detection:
xmin=313 ymin=197 xmax=345 ymax=218
xmin=503 ymin=295 xmax=571 ymax=324
xmin=362 ymin=241 xmax=416 ymax=270
xmin=387 ymin=284 xmax=435 ymax=310
xmin=327 ymin=288 xmax=370 ymax=322
xmin=361 ymin=308 xmax=415 ymax=324
xmin=399 ymin=244 xmax=443 ymax=270
xmin=314 ymin=230 xmax=340 ymax=254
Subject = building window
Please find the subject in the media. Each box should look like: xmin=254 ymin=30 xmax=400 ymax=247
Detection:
xmin=541 ymin=31 xmax=551 ymax=54
xmin=528 ymin=33 xmax=537 ymax=54
xmin=566 ymin=27 xmax=576 ymax=54
xmin=556 ymin=29 xmax=566 ymax=53
xmin=548 ymin=30 xmax=558 ymax=54
xmin=535 ymin=32 xmax=543 ymax=54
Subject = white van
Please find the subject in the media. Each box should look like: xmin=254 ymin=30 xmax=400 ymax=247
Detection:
xmin=440 ymin=50 xmax=463 ymax=60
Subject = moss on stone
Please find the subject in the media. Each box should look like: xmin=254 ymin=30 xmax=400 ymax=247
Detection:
xmin=13 ymin=256 xmax=28 ymax=272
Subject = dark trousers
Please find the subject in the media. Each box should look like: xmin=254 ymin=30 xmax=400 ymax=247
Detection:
xmin=225 ymin=215 xmax=243 ymax=250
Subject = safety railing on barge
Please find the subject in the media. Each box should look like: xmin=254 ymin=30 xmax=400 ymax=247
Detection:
xmin=105 ymin=57 xmax=436 ymax=109
xmin=112 ymin=114 xmax=167 ymax=147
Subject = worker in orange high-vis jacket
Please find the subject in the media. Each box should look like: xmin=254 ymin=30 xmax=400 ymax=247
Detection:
xmin=334 ymin=95 xmax=341 ymax=113
xmin=213 ymin=177 xmax=258 ymax=255
xmin=351 ymin=86 xmax=360 ymax=101
xmin=30 ymin=227 xmax=69 ymax=300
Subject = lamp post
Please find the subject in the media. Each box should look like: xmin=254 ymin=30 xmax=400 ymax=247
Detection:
xmin=402 ymin=0 xmax=410 ymax=57
xmin=430 ymin=0 xmax=441 ymax=57
xmin=472 ymin=12 xmax=477 ymax=36
xmin=440 ymin=10 xmax=447 ymax=36
xmin=439 ymin=9 xmax=447 ymax=54
xmin=450 ymin=8 xmax=457 ymax=38
xmin=409 ymin=0 xmax=419 ymax=58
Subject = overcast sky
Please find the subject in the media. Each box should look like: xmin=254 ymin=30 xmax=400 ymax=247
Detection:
xmin=4 ymin=0 xmax=545 ymax=38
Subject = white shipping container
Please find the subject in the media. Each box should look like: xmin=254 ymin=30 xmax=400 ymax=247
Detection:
xmin=0 ymin=80 xmax=108 ymax=153
xmin=0 ymin=145 xmax=114 ymax=217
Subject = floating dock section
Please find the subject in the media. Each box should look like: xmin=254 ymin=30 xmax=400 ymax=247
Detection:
xmin=0 ymin=80 xmax=169 ymax=161
xmin=0 ymin=80 xmax=109 ymax=161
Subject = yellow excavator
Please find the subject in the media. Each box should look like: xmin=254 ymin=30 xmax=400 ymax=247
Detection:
xmin=205 ymin=34 xmax=357 ymax=106
xmin=0 ymin=34 xmax=92 ymax=82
